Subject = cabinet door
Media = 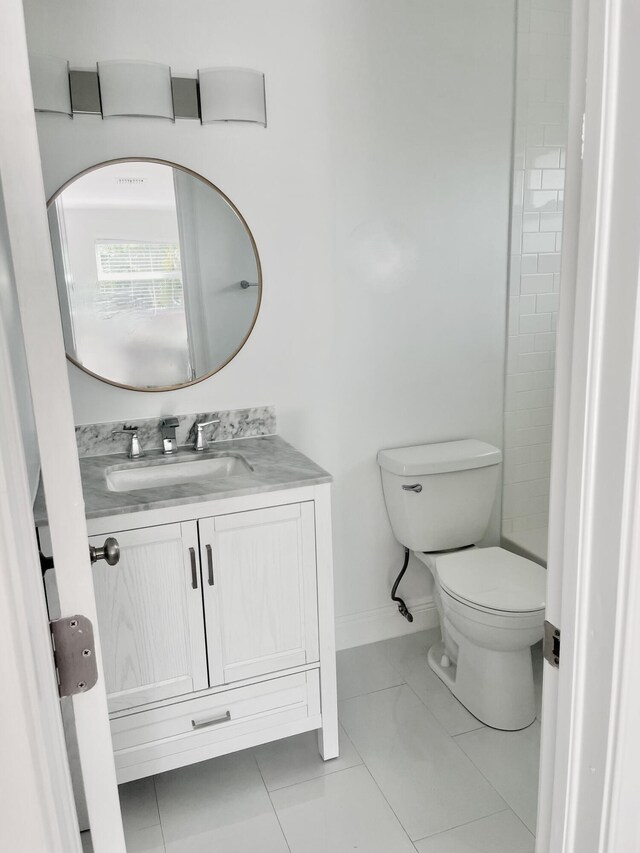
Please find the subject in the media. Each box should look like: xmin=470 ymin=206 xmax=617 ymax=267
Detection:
xmin=199 ymin=502 xmax=319 ymax=685
xmin=90 ymin=521 xmax=208 ymax=714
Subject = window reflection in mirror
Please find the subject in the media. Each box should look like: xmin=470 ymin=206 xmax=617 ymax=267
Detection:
xmin=47 ymin=160 xmax=261 ymax=390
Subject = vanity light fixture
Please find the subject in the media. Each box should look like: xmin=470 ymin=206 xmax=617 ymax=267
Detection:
xmin=29 ymin=55 xmax=72 ymax=116
xmin=28 ymin=55 xmax=267 ymax=126
xmin=98 ymin=60 xmax=174 ymax=120
xmin=198 ymin=68 xmax=266 ymax=126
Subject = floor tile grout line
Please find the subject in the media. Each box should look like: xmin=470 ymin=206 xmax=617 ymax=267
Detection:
xmin=400 ymin=676 xmax=486 ymax=738
xmin=358 ymin=763 xmax=421 ymax=849
xmin=449 ymin=730 xmax=537 ymax=822
xmin=411 ymin=807 xmax=516 ymax=846
xmin=337 ymin=679 xmax=406 ymax=704
xmin=252 ymin=750 xmax=293 ymax=853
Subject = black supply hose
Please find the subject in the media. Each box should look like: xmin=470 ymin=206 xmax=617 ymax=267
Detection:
xmin=391 ymin=547 xmax=413 ymax=622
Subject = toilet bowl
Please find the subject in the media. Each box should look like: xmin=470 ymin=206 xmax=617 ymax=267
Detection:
xmin=417 ymin=546 xmax=545 ymax=730
xmin=377 ymin=439 xmax=547 ymax=731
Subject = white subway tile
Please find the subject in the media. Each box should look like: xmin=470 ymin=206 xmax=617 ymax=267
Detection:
xmin=520 ymin=312 xmax=552 ymax=334
xmin=527 ymin=101 xmax=565 ymax=125
xmin=544 ymin=125 xmax=567 ymax=146
xmin=510 ymin=333 xmax=537 ymax=353
xmin=526 ymin=147 xmax=560 ymax=168
xmin=521 ymin=272 xmax=555 ymax=294
xmin=545 ymin=77 xmax=569 ymax=102
xmin=546 ymin=33 xmax=571 ymax=57
xmin=542 ymin=169 xmax=565 ymax=190
xmin=514 ymin=388 xmax=554 ymax=410
xmin=524 ymin=190 xmax=558 ymax=211
xmin=522 ymin=231 xmax=557 ymax=253
xmin=532 ymin=370 xmax=555 ymax=389
xmin=521 ymin=254 xmax=538 ymax=274
xmin=523 ymin=213 xmax=540 ymax=232
xmin=530 ymin=477 xmax=551 ymax=496
xmin=529 ymin=408 xmax=554 ymax=427
xmin=518 ymin=294 xmax=537 ymax=314
xmin=534 ymin=331 xmax=557 ymax=351
xmin=555 ymin=232 xmax=563 ymax=251
xmin=506 ymin=425 xmax=553 ymax=447
xmin=505 ymin=410 xmax=532 ymax=431
xmin=526 ymin=169 xmax=543 ymax=189
xmin=517 ymin=351 xmax=551 ymax=372
xmin=537 ymin=252 xmax=562 ymax=273
xmin=536 ymin=292 xmax=559 ymax=313
xmin=527 ymin=126 xmax=545 ymax=146
xmin=539 ymin=211 xmax=563 ymax=231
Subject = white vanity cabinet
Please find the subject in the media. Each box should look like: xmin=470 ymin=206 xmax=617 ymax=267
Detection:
xmin=90 ymin=522 xmax=208 ymax=714
xmin=199 ymin=502 xmax=319 ymax=686
xmin=68 ymin=484 xmax=337 ymax=785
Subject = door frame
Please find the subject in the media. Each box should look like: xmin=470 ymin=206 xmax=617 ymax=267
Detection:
xmin=0 ymin=1 xmax=125 ymax=851
xmin=536 ymin=0 xmax=640 ymax=849
xmin=3 ymin=0 xmax=640 ymax=849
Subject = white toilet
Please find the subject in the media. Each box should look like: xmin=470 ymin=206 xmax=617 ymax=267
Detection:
xmin=377 ymin=439 xmax=546 ymax=731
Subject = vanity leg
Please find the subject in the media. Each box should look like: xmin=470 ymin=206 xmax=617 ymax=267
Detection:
xmin=314 ymin=485 xmax=340 ymax=760
xmin=318 ymin=713 xmax=339 ymax=760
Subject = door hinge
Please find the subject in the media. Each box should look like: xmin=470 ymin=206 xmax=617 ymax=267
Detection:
xmin=49 ymin=615 xmax=98 ymax=697
xmin=543 ymin=620 xmax=561 ymax=668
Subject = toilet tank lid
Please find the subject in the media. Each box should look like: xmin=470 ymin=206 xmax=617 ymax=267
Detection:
xmin=377 ymin=439 xmax=502 ymax=476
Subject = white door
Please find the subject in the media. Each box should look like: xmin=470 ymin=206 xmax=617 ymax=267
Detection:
xmin=0 ymin=2 xmax=125 ymax=851
xmin=199 ymin=502 xmax=319 ymax=685
xmin=90 ymin=522 xmax=208 ymax=713
xmin=536 ymin=0 xmax=640 ymax=850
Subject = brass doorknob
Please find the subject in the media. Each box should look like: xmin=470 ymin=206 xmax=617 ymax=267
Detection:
xmin=89 ymin=537 xmax=120 ymax=566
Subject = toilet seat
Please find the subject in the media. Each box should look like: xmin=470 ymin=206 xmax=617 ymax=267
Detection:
xmin=434 ymin=546 xmax=546 ymax=614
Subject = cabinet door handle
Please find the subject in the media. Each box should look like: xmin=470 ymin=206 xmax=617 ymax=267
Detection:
xmin=191 ymin=710 xmax=231 ymax=729
xmin=189 ymin=547 xmax=198 ymax=589
xmin=206 ymin=543 xmax=214 ymax=586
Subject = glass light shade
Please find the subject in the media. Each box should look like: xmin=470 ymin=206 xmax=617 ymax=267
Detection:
xmin=98 ymin=60 xmax=174 ymax=120
xmin=198 ymin=68 xmax=266 ymax=126
xmin=29 ymin=55 xmax=72 ymax=116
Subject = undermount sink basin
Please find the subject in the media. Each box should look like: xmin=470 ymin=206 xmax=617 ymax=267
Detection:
xmin=105 ymin=453 xmax=253 ymax=492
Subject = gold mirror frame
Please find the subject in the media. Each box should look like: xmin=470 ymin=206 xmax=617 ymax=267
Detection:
xmin=47 ymin=157 xmax=262 ymax=392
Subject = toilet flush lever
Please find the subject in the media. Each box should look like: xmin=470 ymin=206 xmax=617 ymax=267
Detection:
xmin=402 ymin=484 xmax=422 ymax=493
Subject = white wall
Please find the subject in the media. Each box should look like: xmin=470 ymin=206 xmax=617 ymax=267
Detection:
xmin=502 ymin=0 xmax=570 ymax=560
xmin=0 ymin=186 xmax=39 ymax=497
xmin=24 ymin=0 xmax=515 ymax=634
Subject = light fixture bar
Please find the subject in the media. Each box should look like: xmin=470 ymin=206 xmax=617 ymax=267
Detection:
xmin=29 ymin=57 xmax=267 ymax=126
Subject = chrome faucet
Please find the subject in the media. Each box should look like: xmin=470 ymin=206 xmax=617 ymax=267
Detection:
xmin=112 ymin=426 xmax=144 ymax=459
xmin=160 ymin=417 xmax=179 ymax=455
xmin=193 ymin=419 xmax=221 ymax=452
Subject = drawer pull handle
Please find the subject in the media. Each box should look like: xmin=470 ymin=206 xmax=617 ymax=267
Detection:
xmin=191 ymin=710 xmax=231 ymax=730
xmin=189 ymin=547 xmax=198 ymax=589
xmin=206 ymin=543 xmax=214 ymax=586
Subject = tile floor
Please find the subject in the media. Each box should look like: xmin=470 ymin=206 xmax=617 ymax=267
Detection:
xmin=82 ymin=629 xmax=542 ymax=853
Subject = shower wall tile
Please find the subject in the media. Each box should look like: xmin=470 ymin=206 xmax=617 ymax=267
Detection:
xmin=502 ymin=0 xmax=570 ymax=552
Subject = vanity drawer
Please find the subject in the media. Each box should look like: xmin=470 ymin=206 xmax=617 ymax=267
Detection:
xmin=111 ymin=669 xmax=320 ymax=776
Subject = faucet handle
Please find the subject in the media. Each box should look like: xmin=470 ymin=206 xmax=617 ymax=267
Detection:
xmin=111 ymin=426 xmax=144 ymax=459
xmin=193 ymin=419 xmax=221 ymax=452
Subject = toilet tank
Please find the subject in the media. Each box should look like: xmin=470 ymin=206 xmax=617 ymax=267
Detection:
xmin=377 ymin=440 xmax=502 ymax=552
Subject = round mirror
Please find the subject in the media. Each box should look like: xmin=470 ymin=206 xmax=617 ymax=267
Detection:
xmin=47 ymin=159 xmax=261 ymax=391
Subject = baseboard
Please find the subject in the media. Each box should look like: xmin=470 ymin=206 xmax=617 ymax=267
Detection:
xmin=335 ymin=596 xmax=439 ymax=651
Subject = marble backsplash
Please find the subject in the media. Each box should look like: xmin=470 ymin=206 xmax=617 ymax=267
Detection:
xmin=75 ymin=406 xmax=276 ymax=458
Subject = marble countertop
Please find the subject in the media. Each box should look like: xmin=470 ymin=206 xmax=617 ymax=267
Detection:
xmin=33 ymin=436 xmax=331 ymax=524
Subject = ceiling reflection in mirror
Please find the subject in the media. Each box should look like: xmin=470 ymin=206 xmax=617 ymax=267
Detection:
xmin=47 ymin=160 xmax=261 ymax=391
